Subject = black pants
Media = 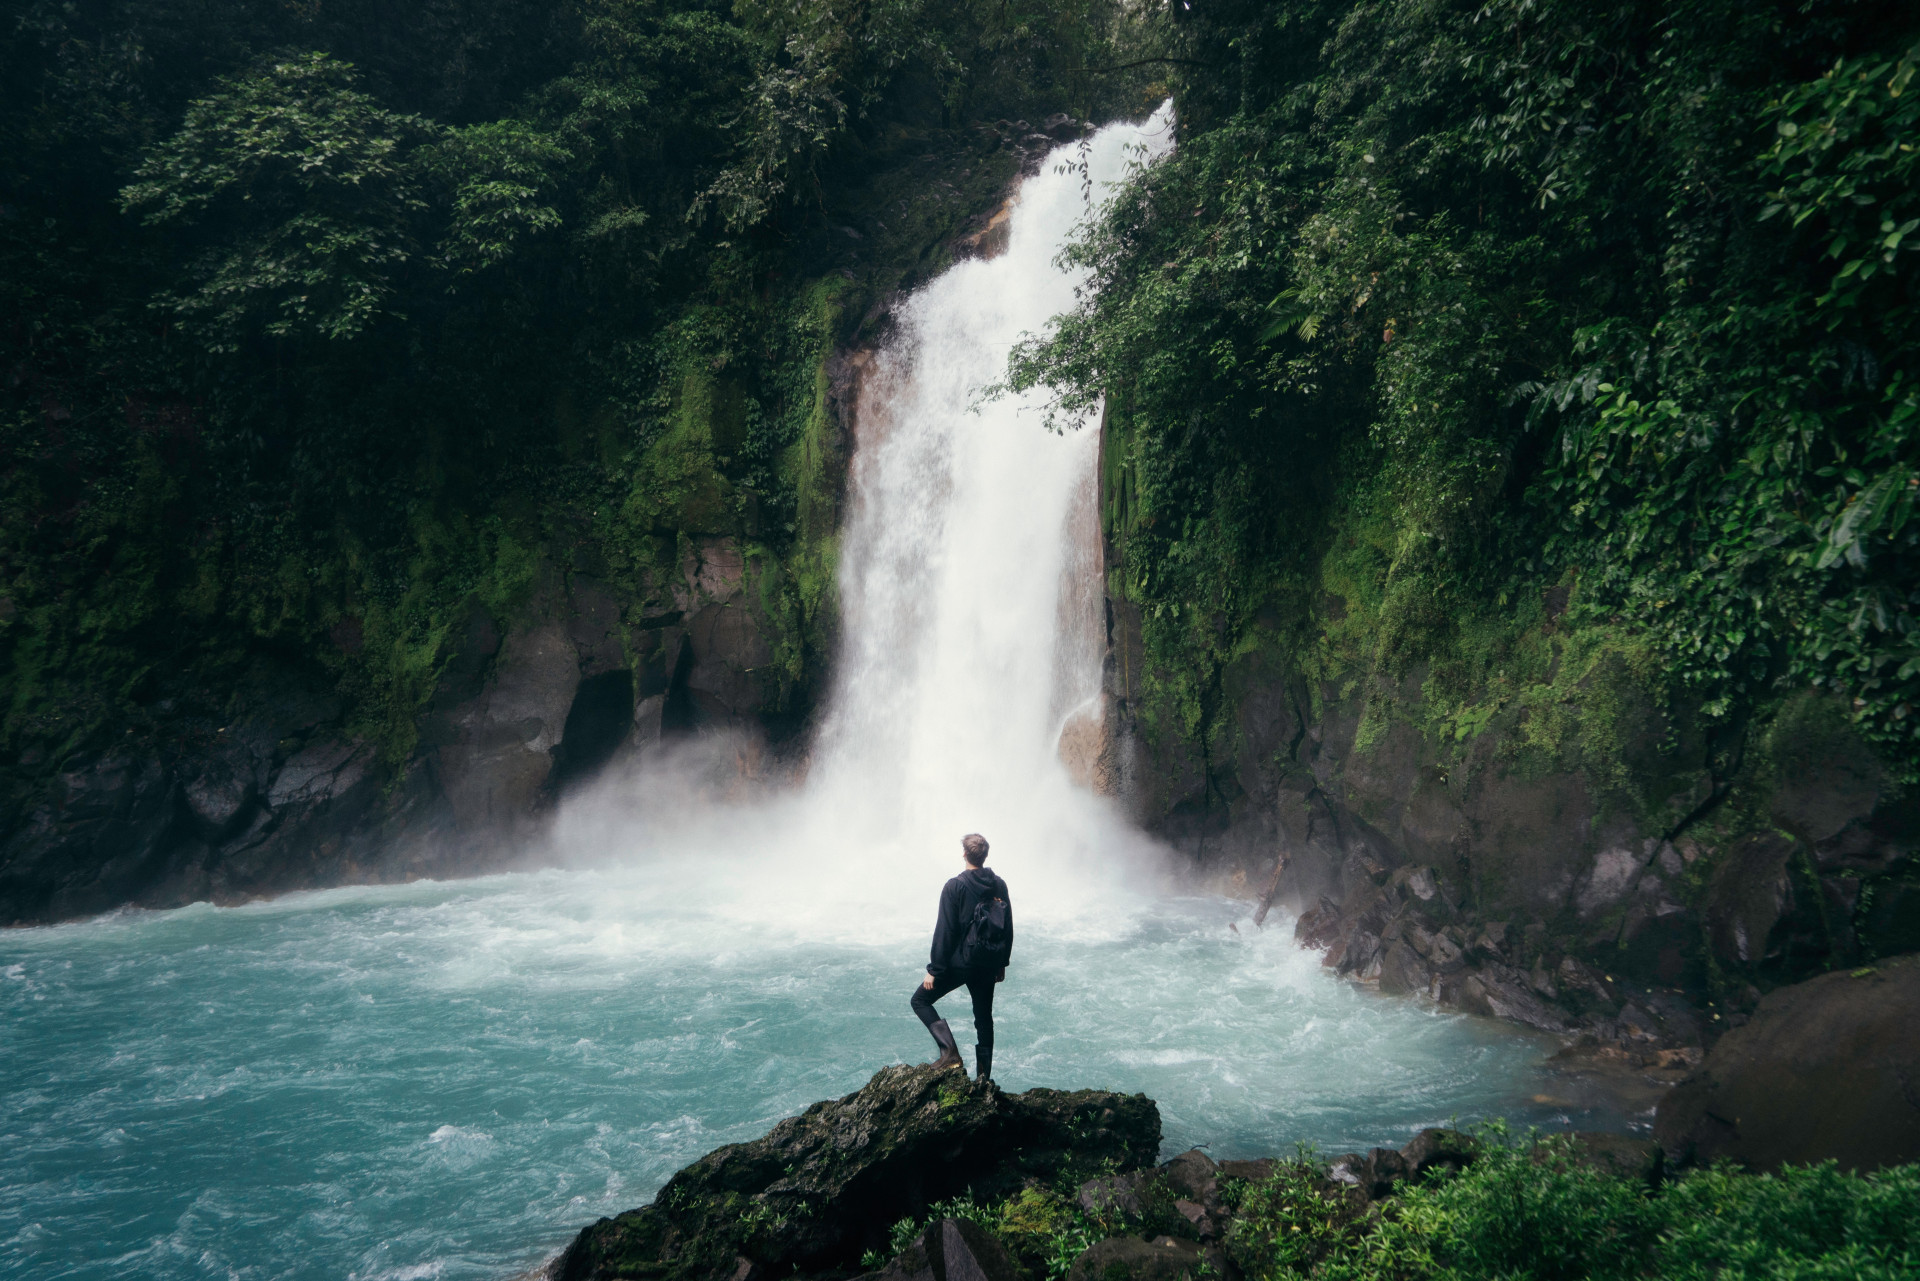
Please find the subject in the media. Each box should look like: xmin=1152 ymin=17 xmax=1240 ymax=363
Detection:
xmin=910 ymin=972 xmax=995 ymax=1049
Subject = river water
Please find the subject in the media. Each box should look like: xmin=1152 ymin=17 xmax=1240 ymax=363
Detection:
xmin=0 ymin=109 xmax=1627 ymax=1281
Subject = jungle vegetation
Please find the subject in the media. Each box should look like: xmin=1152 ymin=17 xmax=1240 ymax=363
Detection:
xmin=1007 ymin=0 xmax=1920 ymax=780
xmin=0 ymin=0 xmax=1155 ymax=797
xmin=892 ymin=1129 xmax=1920 ymax=1281
xmin=8 ymin=0 xmax=1920 ymax=820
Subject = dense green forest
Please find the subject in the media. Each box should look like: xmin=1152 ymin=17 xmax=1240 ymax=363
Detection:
xmin=6 ymin=0 xmax=1920 ymax=855
xmin=1009 ymin=0 xmax=1920 ymax=787
xmin=0 ymin=0 xmax=1154 ymax=812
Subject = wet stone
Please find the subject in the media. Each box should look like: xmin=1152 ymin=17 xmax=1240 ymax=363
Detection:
xmin=1065 ymin=1236 xmax=1203 ymax=1281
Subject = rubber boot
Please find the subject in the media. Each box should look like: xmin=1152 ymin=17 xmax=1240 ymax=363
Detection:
xmin=925 ymin=1019 xmax=963 ymax=1071
xmin=975 ymin=1044 xmax=993 ymax=1083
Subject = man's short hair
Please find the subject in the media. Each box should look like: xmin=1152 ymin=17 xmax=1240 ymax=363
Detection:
xmin=961 ymin=833 xmax=989 ymax=866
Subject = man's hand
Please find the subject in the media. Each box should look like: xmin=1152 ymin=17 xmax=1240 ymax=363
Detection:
xmin=922 ymin=974 xmax=935 ymax=990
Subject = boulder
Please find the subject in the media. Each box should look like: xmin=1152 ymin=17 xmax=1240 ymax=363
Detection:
xmin=1376 ymin=940 xmax=1431 ymax=996
xmin=1172 ymin=1200 xmax=1217 ymax=1239
xmin=1654 ymin=953 xmax=1920 ymax=1172
xmin=1703 ymin=832 xmax=1797 ymax=968
xmin=1064 ymin=1236 xmax=1202 ymax=1281
xmin=181 ymin=755 xmax=258 ymax=838
xmin=1078 ymin=1173 xmax=1146 ymax=1218
xmin=866 ymin=1219 xmax=1023 ymax=1281
xmin=1574 ymin=845 xmax=1643 ymax=919
xmin=266 ymin=738 xmax=372 ymax=810
xmin=1446 ymin=963 xmax=1568 ymax=1032
xmin=1558 ymin=1133 xmax=1662 ymax=1185
xmin=1400 ymin=1128 xmax=1477 ymax=1179
xmin=1214 ymin=1159 xmax=1274 ymax=1184
xmin=1158 ymin=1149 xmax=1218 ymax=1203
xmin=1326 ymin=1129 xmax=1479 ymax=1205
xmin=430 ymin=621 xmax=580 ymax=827
xmin=558 ymin=1066 xmax=1160 ymax=1281
xmin=1326 ymin=1147 xmax=1409 ymax=1202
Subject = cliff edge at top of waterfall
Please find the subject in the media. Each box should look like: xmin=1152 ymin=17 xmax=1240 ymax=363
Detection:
xmin=556 ymin=1065 xmax=1160 ymax=1281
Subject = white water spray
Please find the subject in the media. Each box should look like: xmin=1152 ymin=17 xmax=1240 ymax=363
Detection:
xmin=805 ymin=109 xmax=1175 ymax=886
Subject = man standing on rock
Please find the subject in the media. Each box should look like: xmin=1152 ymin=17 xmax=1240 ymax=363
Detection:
xmin=912 ymin=833 xmax=1013 ymax=1081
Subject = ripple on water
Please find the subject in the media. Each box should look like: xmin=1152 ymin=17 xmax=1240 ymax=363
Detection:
xmin=0 ymin=869 xmax=1623 ymax=1281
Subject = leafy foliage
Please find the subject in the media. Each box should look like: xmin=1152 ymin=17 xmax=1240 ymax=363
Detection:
xmin=119 ymin=53 xmax=436 ymax=347
xmin=1005 ymin=0 xmax=1920 ymax=773
xmin=866 ymin=1131 xmax=1920 ymax=1281
xmin=1223 ymin=1131 xmax=1920 ymax=1281
xmin=0 ymin=0 xmax=1155 ymax=798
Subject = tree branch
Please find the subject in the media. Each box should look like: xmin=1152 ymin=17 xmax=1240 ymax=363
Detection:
xmin=1063 ymin=57 xmax=1211 ymax=74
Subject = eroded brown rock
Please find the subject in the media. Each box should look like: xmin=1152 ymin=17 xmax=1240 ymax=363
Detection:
xmin=1655 ymin=954 xmax=1920 ymax=1173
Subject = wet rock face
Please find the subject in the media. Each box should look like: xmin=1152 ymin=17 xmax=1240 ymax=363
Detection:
xmin=1323 ymin=1126 xmax=1663 ymax=1205
xmin=557 ymin=1065 xmax=1160 ymax=1281
xmin=1105 ymin=554 xmax=1918 ymax=1048
xmin=0 ymin=755 xmax=177 ymax=922
xmin=1655 ymin=954 xmax=1920 ymax=1173
xmin=0 ymin=543 xmax=807 ymax=923
xmin=0 ymin=676 xmax=403 ymax=922
xmin=430 ymin=621 xmax=581 ymax=829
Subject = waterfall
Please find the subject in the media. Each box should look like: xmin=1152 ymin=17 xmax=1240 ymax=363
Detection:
xmin=806 ymin=106 xmax=1174 ymax=869
xmin=548 ymin=108 xmax=1182 ymax=935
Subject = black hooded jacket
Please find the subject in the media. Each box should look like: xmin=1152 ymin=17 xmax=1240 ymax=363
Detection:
xmin=927 ymin=866 xmax=1013 ymax=978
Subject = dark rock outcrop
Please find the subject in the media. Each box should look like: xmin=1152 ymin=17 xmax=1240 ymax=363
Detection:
xmin=557 ymin=1065 xmax=1160 ymax=1281
xmin=0 ymin=539 xmax=814 ymax=924
xmin=1064 ymin=1236 xmax=1202 ymax=1281
xmin=1324 ymin=1125 xmax=1661 ymax=1204
xmin=1327 ymin=1128 xmax=1480 ymax=1203
xmin=865 ymin=1219 xmax=1024 ymax=1281
xmin=1655 ymin=953 xmax=1920 ymax=1173
xmin=1557 ymin=1132 xmax=1664 ymax=1185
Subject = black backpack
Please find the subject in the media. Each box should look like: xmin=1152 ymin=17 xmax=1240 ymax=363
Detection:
xmin=954 ymin=891 xmax=1012 ymax=973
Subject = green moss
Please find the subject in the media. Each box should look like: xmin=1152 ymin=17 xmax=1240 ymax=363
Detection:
xmin=2 ymin=0 xmax=1139 ymax=815
xmin=619 ymin=370 xmax=737 ymax=535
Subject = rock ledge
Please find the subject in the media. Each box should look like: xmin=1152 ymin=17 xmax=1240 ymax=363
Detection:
xmin=557 ymin=1065 xmax=1159 ymax=1281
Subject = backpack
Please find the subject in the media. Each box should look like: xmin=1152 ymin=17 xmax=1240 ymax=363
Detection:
xmin=954 ymin=892 xmax=1012 ymax=973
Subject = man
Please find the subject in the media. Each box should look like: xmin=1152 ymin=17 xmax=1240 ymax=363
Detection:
xmin=911 ymin=832 xmax=1012 ymax=1081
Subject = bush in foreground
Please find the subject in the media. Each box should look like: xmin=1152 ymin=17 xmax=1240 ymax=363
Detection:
xmin=879 ymin=1127 xmax=1920 ymax=1281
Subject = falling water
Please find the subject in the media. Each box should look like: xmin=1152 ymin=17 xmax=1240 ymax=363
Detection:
xmin=809 ymin=119 xmax=1129 ymax=843
xmin=756 ymin=107 xmax=1171 ymax=925
xmin=0 ymin=110 xmax=1627 ymax=1281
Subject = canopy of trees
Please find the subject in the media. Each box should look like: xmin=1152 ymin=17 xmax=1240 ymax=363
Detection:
xmin=1007 ymin=0 xmax=1920 ymax=770
xmin=0 ymin=0 xmax=1152 ymax=782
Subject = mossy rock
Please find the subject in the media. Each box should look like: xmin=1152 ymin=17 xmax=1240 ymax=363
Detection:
xmin=557 ymin=1065 xmax=1161 ymax=1281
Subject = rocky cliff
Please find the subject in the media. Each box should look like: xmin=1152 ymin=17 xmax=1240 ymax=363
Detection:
xmin=0 ymin=520 xmax=836 ymax=922
xmin=558 ymin=1065 xmax=1162 ymax=1281
xmin=1093 ymin=398 xmax=1920 ymax=1054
